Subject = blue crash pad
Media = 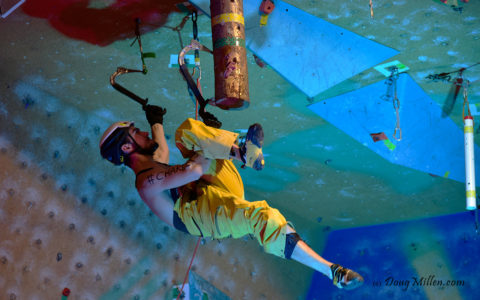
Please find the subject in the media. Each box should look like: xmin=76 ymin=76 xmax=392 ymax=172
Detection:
xmin=308 ymin=73 xmax=479 ymax=184
xmin=307 ymin=211 xmax=480 ymax=299
xmin=189 ymin=0 xmax=399 ymax=98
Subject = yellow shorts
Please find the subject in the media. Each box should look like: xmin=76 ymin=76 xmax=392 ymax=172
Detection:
xmin=173 ymin=119 xmax=288 ymax=258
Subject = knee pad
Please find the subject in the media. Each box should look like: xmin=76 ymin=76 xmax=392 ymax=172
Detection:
xmin=284 ymin=232 xmax=302 ymax=259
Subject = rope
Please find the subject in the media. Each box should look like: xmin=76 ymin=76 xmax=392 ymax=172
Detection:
xmin=176 ymin=12 xmax=203 ymax=299
xmin=462 ymin=75 xmax=471 ymax=120
xmin=175 ymin=237 xmax=202 ymax=300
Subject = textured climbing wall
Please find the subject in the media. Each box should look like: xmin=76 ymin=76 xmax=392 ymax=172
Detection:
xmin=1 ymin=0 xmax=479 ymax=299
xmin=0 ymin=84 xmax=308 ymax=299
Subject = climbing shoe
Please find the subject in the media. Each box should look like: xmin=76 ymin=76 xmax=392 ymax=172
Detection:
xmin=331 ymin=264 xmax=364 ymax=290
xmin=239 ymin=123 xmax=265 ymax=170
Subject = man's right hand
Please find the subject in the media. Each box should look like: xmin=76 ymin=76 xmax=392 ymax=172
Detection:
xmin=145 ymin=104 xmax=167 ymax=126
xmin=190 ymin=153 xmax=212 ymax=173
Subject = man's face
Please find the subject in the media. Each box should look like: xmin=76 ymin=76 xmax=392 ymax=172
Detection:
xmin=127 ymin=126 xmax=157 ymax=154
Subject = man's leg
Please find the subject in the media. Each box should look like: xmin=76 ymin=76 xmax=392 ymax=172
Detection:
xmin=175 ymin=118 xmax=264 ymax=170
xmin=286 ymin=225 xmax=364 ymax=290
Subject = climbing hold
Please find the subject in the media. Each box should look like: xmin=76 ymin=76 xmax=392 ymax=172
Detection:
xmin=56 ymin=253 xmax=63 ymax=262
xmin=62 ymin=288 xmax=71 ymax=297
xmin=370 ymin=132 xmax=387 ymax=142
xmin=87 ymin=236 xmax=95 ymax=244
xmin=253 ymin=55 xmax=266 ymax=68
xmin=106 ymin=247 xmax=113 ymax=257
xmin=259 ymin=0 xmax=275 ymax=14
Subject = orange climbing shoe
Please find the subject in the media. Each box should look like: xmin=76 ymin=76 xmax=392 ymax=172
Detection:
xmin=239 ymin=123 xmax=265 ymax=170
xmin=331 ymin=264 xmax=364 ymax=290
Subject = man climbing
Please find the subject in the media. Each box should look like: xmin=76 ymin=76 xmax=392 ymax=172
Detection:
xmin=99 ymin=104 xmax=364 ymax=290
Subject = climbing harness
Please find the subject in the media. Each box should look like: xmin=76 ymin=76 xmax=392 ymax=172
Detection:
xmin=110 ymin=18 xmax=156 ymax=110
xmin=382 ymin=67 xmax=402 ymax=141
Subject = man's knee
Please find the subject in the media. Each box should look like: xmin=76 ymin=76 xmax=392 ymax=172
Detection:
xmin=284 ymin=232 xmax=302 ymax=259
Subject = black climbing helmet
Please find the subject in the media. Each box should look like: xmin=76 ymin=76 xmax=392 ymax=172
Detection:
xmin=99 ymin=121 xmax=134 ymax=165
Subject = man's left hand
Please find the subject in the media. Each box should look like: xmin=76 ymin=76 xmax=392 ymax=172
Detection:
xmin=145 ymin=104 xmax=167 ymax=126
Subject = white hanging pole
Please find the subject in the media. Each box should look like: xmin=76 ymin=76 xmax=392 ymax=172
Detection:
xmin=1 ymin=0 xmax=26 ymax=19
xmin=463 ymin=78 xmax=477 ymax=210
xmin=464 ymin=116 xmax=476 ymax=210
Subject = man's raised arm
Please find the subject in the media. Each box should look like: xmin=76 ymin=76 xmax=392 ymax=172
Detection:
xmin=145 ymin=104 xmax=169 ymax=164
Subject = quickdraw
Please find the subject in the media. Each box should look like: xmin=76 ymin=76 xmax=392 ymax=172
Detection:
xmin=382 ymin=67 xmax=402 ymax=141
xmin=425 ymin=62 xmax=479 ymax=83
xmin=110 ymin=18 xmax=156 ymax=110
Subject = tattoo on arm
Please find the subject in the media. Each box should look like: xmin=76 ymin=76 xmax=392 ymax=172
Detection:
xmin=164 ymin=163 xmax=190 ymax=177
xmin=145 ymin=163 xmax=191 ymax=185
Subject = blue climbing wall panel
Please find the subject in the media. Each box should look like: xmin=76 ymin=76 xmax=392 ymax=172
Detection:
xmin=307 ymin=211 xmax=480 ymax=299
xmin=309 ymin=73 xmax=480 ymax=184
xmin=189 ymin=0 xmax=399 ymax=98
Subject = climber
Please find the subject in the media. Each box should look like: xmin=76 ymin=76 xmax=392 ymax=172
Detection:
xmin=99 ymin=104 xmax=364 ymax=290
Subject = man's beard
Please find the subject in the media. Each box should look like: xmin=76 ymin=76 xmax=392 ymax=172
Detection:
xmin=136 ymin=142 xmax=159 ymax=156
